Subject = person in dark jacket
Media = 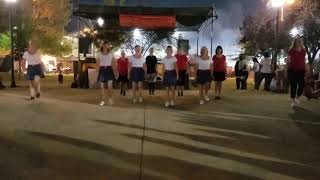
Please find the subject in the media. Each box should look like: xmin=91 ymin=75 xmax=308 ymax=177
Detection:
xmin=235 ymin=54 xmax=248 ymax=90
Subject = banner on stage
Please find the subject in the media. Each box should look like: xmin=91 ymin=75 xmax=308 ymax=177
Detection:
xmin=120 ymin=14 xmax=176 ymax=28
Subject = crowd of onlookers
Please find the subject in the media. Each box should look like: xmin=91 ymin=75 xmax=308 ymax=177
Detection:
xmin=233 ymin=37 xmax=320 ymax=106
xmin=1 ymin=37 xmax=320 ymax=107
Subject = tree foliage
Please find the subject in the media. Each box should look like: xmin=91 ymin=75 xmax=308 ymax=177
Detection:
xmin=240 ymin=0 xmax=320 ymax=63
xmin=123 ymin=30 xmax=175 ymax=56
xmin=13 ymin=0 xmax=72 ymax=57
xmin=104 ymin=0 xmax=126 ymax=6
xmin=294 ymin=0 xmax=320 ymax=63
xmin=85 ymin=28 xmax=174 ymax=56
xmin=239 ymin=5 xmax=291 ymax=56
xmin=0 ymin=32 xmax=10 ymax=54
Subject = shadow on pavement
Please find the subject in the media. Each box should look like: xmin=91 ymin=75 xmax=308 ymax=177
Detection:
xmin=91 ymin=118 xmax=233 ymax=143
xmin=0 ymin=135 xmax=142 ymax=180
xmin=290 ymin=107 xmax=320 ymax=142
xmin=123 ymin=133 xmax=317 ymax=180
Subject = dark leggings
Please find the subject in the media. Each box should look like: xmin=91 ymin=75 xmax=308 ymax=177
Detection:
xmin=148 ymin=83 xmax=155 ymax=94
xmin=289 ymin=70 xmax=305 ymax=99
xmin=255 ymin=73 xmax=273 ymax=91
xmin=236 ymin=77 xmax=247 ymax=90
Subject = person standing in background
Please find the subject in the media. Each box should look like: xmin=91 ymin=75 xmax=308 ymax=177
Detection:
xmin=145 ymin=48 xmax=158 ymax=95
xmin=175 ymin=48 xmax=189 ymax=96
xmin=287 ymin=37 xmax=307 ymax=107
xmin=256 ymin=52 xmax=273 ymax=91
xmin=58 ymin=70 xmax=64 ymax=87
xmin=212 ymin=46 xmax=227 ymax=100
xmin=235 ymin=54 xmax=248 ymax=90
xmin=117 ymin=50 xmax=129 ymax=96
xmin=314 ymin=54 xmax=320 ymax=83
xmin=252 ymin=57 xmax=260 ymax=90
xmin=0 ymin=58 xmax=5 ymax=89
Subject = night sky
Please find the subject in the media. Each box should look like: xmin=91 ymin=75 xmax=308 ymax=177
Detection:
xmin=78 ymin=0 xmax=263 ymax=56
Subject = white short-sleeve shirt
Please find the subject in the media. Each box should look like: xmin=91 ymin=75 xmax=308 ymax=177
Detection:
xmin=23 ymin=51 xmax=42 ymax=65
xmin=196 ymin=57 xmax=212 ymax=70
xmin=252 ymin=62 xmax=260 ymax=73
xmin=129 ymin=55 xmax=145 ymax=68
xmin=97 ymin=52 xmax=114 ymax=66
xmin=162 ymin=56 xmax=177 ymax=71
xmin=260 ymin=57 xmax=272 ymax=73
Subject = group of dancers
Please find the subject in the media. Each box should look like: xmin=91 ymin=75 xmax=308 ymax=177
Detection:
xmin=22 ymin=37 xmax=309 ymax=107
xmin=95 ymin=42 xmax=227 ymax=106
xmin=22 ymin=40 xmax=227 ymax=107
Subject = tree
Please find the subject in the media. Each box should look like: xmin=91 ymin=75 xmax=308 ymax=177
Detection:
xmin=12 ymin=0 xmax=72 ymax=57
xmin=293 ymin=0 xmax=320 ymax=63
xmin=239 ymin=5 xmax=291 ymax=56
xmin=0 ymin=32 xmax=10 ymax=55
xmin=104 ymin=0 xmax=126 ymax=6
xmin=123 ymin=30 xmax=175 ymax=56
xmin=31 ymin=0 xmax=71 ymax=56
xmin=240 ymin=0 xmax=320 ymax=64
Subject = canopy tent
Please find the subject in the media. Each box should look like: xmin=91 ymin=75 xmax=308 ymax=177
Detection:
xmin=73 ymin=3 xmax=218 ymax=31
xmin=71 ymin=1 xmax=218 ymax=88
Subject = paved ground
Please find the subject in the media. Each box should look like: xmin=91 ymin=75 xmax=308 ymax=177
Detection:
xmin=0 ymin=76 xmax=320 ymax=180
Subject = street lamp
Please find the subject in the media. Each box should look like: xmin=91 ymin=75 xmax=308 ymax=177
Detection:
xmin=97 ymin=17 xmax=104 ymax=27
xmin=290 ymin=27 xmax=303 ymax=37
xmin=270 ymin=0 xmax=295 ymax=67
xmin=6 ymin=0 xmax=17 ymax=87
xmin=133 ymin=28 xmax=141 ymax=39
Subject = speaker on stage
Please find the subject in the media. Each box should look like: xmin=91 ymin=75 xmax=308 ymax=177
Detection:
xmin=79 ymin=37 xmax=93 ymax=54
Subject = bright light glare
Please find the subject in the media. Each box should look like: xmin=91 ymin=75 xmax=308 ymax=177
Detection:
xmin=271 ymin=0 xmax=286 ymax=7
xmin=83 ymin=28 xmax=90 ymax=32
xmin=133 ymin=29 xmax=141 ymax=39
xmin=290 ymin=27 xmax=303 ymax=37
xmin=287 ymin=0 xmax=295 ymax=4
xmin=97 ymin=17 xmax=104 ymax=27
xmin=5 ymin=0 xmax=17 ymax=3
xmin=173 ymin=31 xmax=179 ymax=38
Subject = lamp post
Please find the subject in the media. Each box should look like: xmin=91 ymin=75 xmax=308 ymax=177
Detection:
xmin=97 ymin=17 xmax=104 ymax=27
xmin=270 ymin=0 xmax=294 ymax=67
xmin=6 ymin=0 xmax=17 ymax=88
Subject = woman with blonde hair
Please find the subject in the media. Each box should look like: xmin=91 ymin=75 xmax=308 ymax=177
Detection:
xmin=287 ymin=37 xmax=307 ymax=107
xmin=195 ymin=47 xmax=213 ymax=105
xmin=22 ymin=40 xmax=45 ymax=100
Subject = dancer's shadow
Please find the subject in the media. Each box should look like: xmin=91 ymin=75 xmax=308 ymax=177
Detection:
xmin=290 ymin=107 xmax=320 ymax=141
xmin=290 ymin=106 xmax=320 ymax=123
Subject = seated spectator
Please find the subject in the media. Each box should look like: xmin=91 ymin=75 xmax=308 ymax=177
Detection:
xmin=304 ymin=63 xmax=320 ymax=99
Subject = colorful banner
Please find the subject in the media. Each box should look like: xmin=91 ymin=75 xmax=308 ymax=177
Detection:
xmin=120 ymin=14 xmax=176 ymax=28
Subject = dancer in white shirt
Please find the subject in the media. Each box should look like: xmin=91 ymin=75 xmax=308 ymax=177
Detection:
xmin=96 ymin=41 xmax=117 ymax=106
xmin=162 ymin=46 xmax=179 ymax=107
xmin=22 ymin=40 xmax=44 ymax=100
xmin=128 ymin=45 xmax=146 ymax=103
xmin=195 ymin=47 xmax=213 ymax=105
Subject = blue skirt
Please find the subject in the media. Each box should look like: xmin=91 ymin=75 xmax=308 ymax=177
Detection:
xmin=98 ymin=66 xmax=115 ymax=82
xmin=131 ymin=67 xmax=145 ymax=82
xmin=163 ymin=70 xmax=177 ymax=87
xmin=197 ymin=70 xmax=212 ymax=84
xmin=26 ymin=64 xmax=45 ymax=80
